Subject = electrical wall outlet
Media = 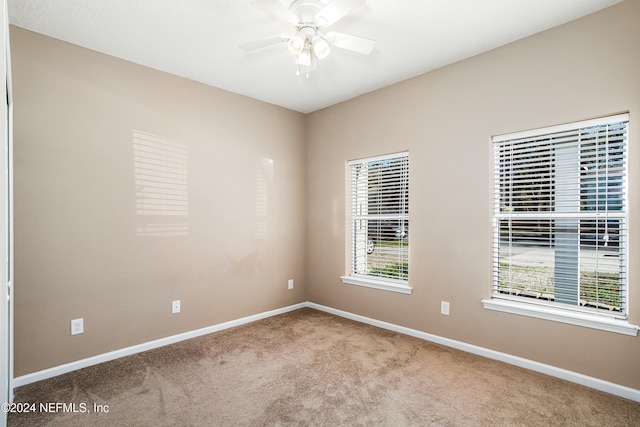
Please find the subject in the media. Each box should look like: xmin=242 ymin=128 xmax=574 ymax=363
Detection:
xmin=441 ymin=301 xmax=450 ymax=316
xmin=71 ymin=318 xmax=84 ymax=335
xmin=172 ymin=300 xmax=181 ymax=314
xmin=288 ymin=279 xmax=294 ymax=290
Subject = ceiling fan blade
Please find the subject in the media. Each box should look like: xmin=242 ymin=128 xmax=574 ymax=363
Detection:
xmin=239 ymin=34 xmax=289 ymax=51
xmin=325 ymin=32 xmax=375 ymax=55
xmin=255 ymin=0 xmax=299 ymax=25
xmin=315 ymin=0 xmax=366 ymax=26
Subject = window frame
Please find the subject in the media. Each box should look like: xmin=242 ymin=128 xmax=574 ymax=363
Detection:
xmin=341 ymin=151 xmax=412 ymax=294
xmin=482 ymin=113 xmax=638 ymax=335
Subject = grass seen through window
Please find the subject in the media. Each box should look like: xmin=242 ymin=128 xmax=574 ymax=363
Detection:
xmin=499 ymin=263 xmax=621 ymax=311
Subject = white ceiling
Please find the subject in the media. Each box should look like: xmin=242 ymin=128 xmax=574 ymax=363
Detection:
xmin=8 ymin=0 xmax=623 ymax=114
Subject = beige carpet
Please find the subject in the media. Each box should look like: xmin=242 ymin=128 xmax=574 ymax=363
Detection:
xmin=8 ymin=308 xmax=640 ymax=426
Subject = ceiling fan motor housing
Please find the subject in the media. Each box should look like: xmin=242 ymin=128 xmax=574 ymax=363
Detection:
xmin=241 ymin=0 xmax=374 ymax=75
xmin=289 ymin=0 xmax=326 ymax=24
xmin=286 ymin=1 xmax=330 ymax=59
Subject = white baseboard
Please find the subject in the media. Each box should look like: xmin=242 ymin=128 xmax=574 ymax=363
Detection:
xmin=14 ymin=301 xmax=640 ymax=403
xmin=307 ymin=302 xmax=640 ymax=403
xmin=13 ymin=303 xmax=307 ymax=388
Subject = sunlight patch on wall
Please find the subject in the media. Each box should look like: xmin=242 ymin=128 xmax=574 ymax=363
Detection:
xmin=256 ymin=157 xmax=273 ymax=240
xmin=133 ymin=130 xmax=189 ymax=237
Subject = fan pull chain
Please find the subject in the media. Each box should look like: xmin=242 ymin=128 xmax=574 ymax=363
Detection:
xmin=295 ymin=64 xmax=310 ymax=78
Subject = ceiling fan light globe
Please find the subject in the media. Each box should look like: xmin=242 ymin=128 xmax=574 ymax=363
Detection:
xmin=312 ymin=35 xmax=331 ymax=59
xmin=287 ymin=33 xmax=306 ymax=55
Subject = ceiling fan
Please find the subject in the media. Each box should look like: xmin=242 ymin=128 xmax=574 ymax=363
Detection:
xmin=240 ymin=0 xmax=376 ymax=77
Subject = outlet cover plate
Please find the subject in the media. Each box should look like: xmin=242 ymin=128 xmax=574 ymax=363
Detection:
xmin=71 ymin=318 xmax=84 ymax=335
xmin=441 ymin=301 xmax=450 ymax=316
xmin=172 ymin=300 xmax=181 ymax=314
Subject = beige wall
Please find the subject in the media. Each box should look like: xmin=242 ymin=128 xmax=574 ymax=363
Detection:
xmin=11 ymin=27 xmax=307 ymax=376
xmin=306 ymin=0 xmax=640 ymax=389
xmin=10 ymin=0 xmax=640 ymax=390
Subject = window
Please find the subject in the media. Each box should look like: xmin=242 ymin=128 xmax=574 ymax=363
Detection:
xmin=484 ymin=113 xmax=636 ymax=335
xmin=341 ymin=152 xmax=411 ymax=294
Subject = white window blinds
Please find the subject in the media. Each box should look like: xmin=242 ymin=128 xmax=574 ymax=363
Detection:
xmin=493 ymin=114 xmax=628 ymax=317
xmin=348 ymin=152 xmax=409 ymax=283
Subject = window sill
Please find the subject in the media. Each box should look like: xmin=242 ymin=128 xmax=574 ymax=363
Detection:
xmin=482 ymin=298 xmax=639 ymax=336
xmin=341 ymin=276 xmax=413 ymax=295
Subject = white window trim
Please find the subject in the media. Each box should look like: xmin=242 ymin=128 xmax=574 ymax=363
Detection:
xmin=482 ymin=298 xmax=639 ymax=336
xmin=346 ymin=151 xmax=409 ymax=166
xmin=341 ymin=275 xmax=413 ymax=294
xmin=492 ymin=113 xmax=630 ymax=142
xmin=486 ymin=113 xmax=634 ymax=334
xmin=344 ymin=151 xmax=411 ymax=294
